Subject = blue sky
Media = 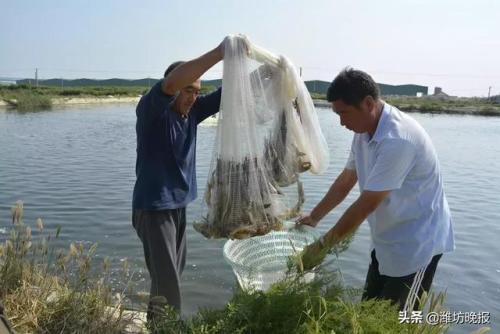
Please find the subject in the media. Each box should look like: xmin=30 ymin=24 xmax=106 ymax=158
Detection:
xmin=1 ymin=0 xmax=499 ymax=96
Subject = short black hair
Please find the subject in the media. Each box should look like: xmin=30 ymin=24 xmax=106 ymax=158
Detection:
xmin=326 ymin=68 xmax=380 ymax=106
xmin=164 ymin=61 xmax=186 ymax=78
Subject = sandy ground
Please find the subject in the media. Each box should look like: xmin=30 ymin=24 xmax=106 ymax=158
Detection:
xmin=2 ymin=97 xmax=497 ymax=117
xmin=0 ymin=96 xmax=141 ymax=109
xmin=0 ymin=97 xmax=222 ymax=126
xmin=0 ymin=97 xmax=329 ymax=109
xmin=51 ymin=96 xmax=141 ymax=105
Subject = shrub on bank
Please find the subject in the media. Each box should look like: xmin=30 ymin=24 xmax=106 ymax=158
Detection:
xmin=0 ymin=201 xmax=137 ymax=333
xmin=2 ymin=202 xmax=485 ymax=334
xmin=148 ymin=272 xmax=454 ymax=334
xmin=13 ymin=92 xmax=52 ymax=111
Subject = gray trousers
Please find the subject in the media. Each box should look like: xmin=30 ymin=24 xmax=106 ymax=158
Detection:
xmin=132 ymin=208 xmax=187 ymax=317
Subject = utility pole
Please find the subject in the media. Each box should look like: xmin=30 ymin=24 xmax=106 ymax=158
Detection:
xmin=488 ymin=86 xmax=491 ymax=100
xmin=35 ymin=68 xmax=38 ymax=87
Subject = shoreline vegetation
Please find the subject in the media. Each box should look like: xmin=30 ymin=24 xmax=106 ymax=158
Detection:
xmin=3 ymin=202 xmax=485 ymax=334
xmin=0 ymin=84 xmax=211 ymax=111
xmin=0 ymin=85 xmax=147 ymax=111
xmin=312 ymin=96 xmax=500 ymax=116
xmin=1 ymin=84 xmax=499 ymax=116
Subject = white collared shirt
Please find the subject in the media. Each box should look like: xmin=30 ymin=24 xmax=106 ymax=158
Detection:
xmin=346 ymin=103 xmax=455 ymax=277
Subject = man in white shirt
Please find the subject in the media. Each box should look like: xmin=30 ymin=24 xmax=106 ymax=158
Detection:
xmin=297 ymin=68 xmax=454 ymax=311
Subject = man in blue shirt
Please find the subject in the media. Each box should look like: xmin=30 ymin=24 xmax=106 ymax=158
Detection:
xmin=298 ymin=68 xmax=454 ymax=312
xmin=132 ymin=41 xmax=224 ymax=321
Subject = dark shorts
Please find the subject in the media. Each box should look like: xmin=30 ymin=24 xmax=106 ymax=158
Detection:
xmin=362 ymin=249 xmax=442 ymax=311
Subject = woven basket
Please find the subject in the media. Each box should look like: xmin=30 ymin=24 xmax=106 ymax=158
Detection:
xmin=223 ymin=221 xmax=320 ymax=291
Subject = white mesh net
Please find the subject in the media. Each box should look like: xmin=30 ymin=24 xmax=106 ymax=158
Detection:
xmin=194 ymin=35 xmax=329 ymax=239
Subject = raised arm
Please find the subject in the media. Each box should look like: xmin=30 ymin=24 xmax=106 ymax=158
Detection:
xmin=162 ymin=42 xmax=224 ymax=95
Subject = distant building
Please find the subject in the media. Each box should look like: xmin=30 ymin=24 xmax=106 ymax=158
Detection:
xmin=430 ymin=86 xmax=456 ymax=100
xmin=433 ymin=87 xmax=448 ymax=97
xmin=305 ymin=80 xmax=428 ymax=97
xmin=490 ymin=95 xmax=500 ymax=104
xmin=378 ymin=83 xmax=428 ymax=96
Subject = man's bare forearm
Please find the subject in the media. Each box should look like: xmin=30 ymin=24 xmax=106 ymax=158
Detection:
xmin=323 ymin=190 xmax=390 ymax=248
xmin=310 ymin=168 xmax=357 ymax=222
xmin=322 ymin=200 xmax=367 ymax=248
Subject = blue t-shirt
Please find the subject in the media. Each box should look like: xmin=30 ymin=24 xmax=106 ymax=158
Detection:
xmin=133 ymin=81 xmax=221 ymax=210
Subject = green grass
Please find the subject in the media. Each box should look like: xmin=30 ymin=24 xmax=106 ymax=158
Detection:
xmin=0 ymin=84 xmax=147 ymax=102
xmin=384 ymin=96 xmax=500 ymax=115
xmin=311 ymin=93 xmax=500 ymax=116
xmin=16 ymin=93 xmax=52 ymax=111
xmin=0 ymin=201 xmax=138 ymax=333
xmin=148 ymin=233 xmax=461 ymax=334
xmin=1 ymin=90 xmax=53 ymax=111
xmin=0 ymin=83 xmax=217 ymax=111
xmin=150 ymin=272 xmax=459 ymax=334
xmin=1 ymin=202 xmax=490 ymax=333
xmin=5 ymin=83 xmax=498 ymax=116
xmin=310 ymin=92 xmax=327 ymax=100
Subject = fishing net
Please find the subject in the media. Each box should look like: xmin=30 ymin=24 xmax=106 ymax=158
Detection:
xmin=194 ymin=35 xmax=329 ymax=239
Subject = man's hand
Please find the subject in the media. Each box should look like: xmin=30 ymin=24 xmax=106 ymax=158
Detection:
xmin=298 ymin=238 xmax=329 ymax=271
xmin=236 ymin=34 xmax=252 ymax=56
xmin=163 ymin=38 xmax=226 ymax=95
xmin=217 ymin=38 xmax=226 ymax=60
xmin=296 ymin=213 xmax=319 ymax=227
